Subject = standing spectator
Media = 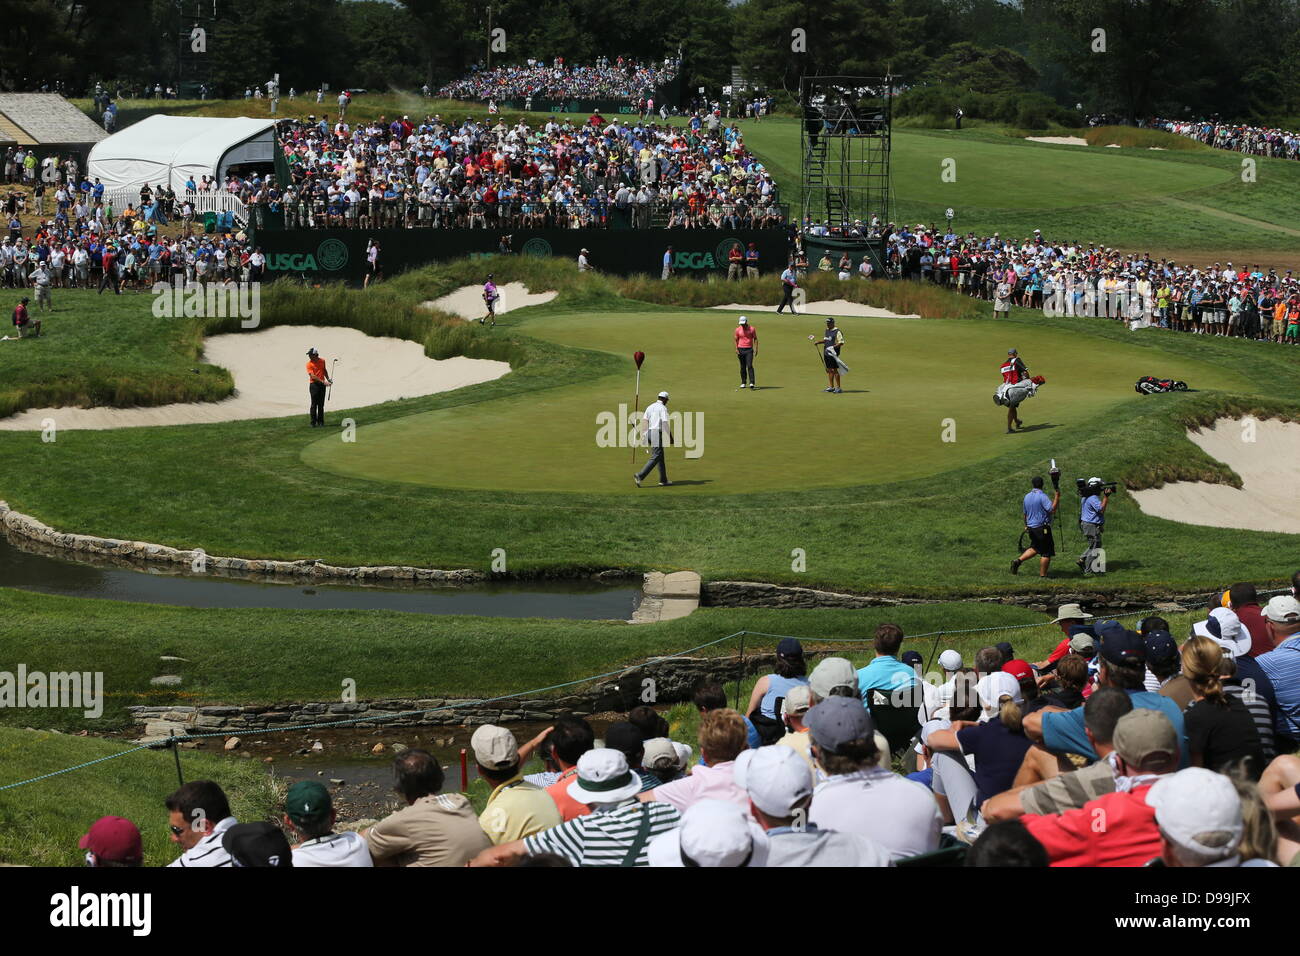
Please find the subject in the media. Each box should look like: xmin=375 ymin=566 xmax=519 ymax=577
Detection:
xmin=745 ymin=241 xmax=760 ymax=278
xmin=362 ymin=750 xmax=491 ymax=867
xmin=283 ymin=781 xmax=372 ymax=867
xmin=472 ymin=749 xmax=681 ymax=867
xmin=661 ymin=245 xmax=673 ymax=279
xmin=777 ymin=261 xmax=799 ymax=313
xmin=165 ymin=780 xmax=237 ymax=867
xmin=727 ymin=241 xmax=743 ymax=280
xmin=471 ymin=724 xmax=562 ymax=844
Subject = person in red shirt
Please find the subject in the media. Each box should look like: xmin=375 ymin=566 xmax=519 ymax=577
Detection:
xmin=1000 ymin=347 xmax=1028 ymax=384
xmin=734 ymin=316 xmax=758 ymax=389
xmin=306 ymin=347 xmax=332 ymax=427
xmin=12 ymin=296 xmax=40 ymax=338
xmin=1021 ymin=709 xmax=1179 ymax=866
xmin=1032 ymin=603 xmax=1096 ymax=671
xmin=1228 ymin=582 xmax=1273 ymax=658
xmin=538 ymin=717 xmax=595 ymax=823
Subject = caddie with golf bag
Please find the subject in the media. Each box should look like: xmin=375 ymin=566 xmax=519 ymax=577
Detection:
xmin=1076 ymin=476 xmax=1116 ymax=574
xmin=993 ymin=348 xmax=1045 ymax=433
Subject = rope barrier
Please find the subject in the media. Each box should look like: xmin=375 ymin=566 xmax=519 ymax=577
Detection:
xmin=0 ymin=587 xmax=1289 ymax=793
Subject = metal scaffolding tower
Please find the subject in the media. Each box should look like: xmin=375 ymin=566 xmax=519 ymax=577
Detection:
xmin=799 ymin=75 xmax=894 ymax=233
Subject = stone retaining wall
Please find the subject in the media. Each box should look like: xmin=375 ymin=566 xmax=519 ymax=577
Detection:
xmin=130 ymin=654 xmax=764 ymax=739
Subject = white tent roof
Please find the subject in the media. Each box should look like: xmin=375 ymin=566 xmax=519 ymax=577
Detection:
xmin=88 ymin=115 xmax=276 ymax=194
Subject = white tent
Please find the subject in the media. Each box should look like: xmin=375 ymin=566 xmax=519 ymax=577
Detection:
xmin=87 ymin=115 xmax=276 ymax=194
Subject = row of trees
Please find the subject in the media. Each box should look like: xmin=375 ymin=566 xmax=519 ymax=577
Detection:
xmin=3 ymin=0 xmax=1300 ymax=123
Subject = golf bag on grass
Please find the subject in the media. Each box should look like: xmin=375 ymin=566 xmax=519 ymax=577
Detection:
xmin=1135 ymin=376 xmax=1188 ymax=395
xmin=994 ymin=374 xmax=1046 ymax=407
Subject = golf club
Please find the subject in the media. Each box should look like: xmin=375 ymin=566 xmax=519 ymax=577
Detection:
xmin=329 ymin=358 xmax=339 ymax=401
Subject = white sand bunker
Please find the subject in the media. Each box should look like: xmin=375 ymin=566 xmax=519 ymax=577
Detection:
xmin=1025 ymin=136 xmax=1089 ymax=146
xmin=1131 ymin=418 xmax=1300 ymax=533
xmin=0 ymin=325 xmax=509 ymax=431
xmin=710 ymin=300 xmax=920 ymax=319
xmin=423 ymin=282 xmax=557 ymax=321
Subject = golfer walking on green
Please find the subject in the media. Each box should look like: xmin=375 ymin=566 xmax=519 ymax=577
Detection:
xmin=633 ymin=391 xmax=673 ymax=487
xmin=734 ymin=316 xmax=757 ymax=388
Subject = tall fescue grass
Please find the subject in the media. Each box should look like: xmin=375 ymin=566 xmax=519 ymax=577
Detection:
xmin=1083 ymin=126 xmax=1207 ymax=151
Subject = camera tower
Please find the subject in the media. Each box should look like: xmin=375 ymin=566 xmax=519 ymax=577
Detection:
xmin=798 ymin=75 xmax=894 ymax=272
xmin=175 ymin=0 xmax=220 ymax=98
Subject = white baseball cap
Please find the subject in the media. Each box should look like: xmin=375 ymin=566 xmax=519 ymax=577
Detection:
xmin=658 ymin=391 xmax=669 ymax=400
xmin=782 ymin=684 xmax=813 ymax=717
xmin=808 ymin=657 xmax=858 ymax=700
xmin=733 ymin=745 xmax=814 ymax=818
xmin=938 ymin=649 xmax=963 ymax=672
xmin=646 ymin=799 xmax=769 ymax=867
xmin=1147 ymin=767 xmax=1243 ymax=861
xmin=738 ymin=315 xmax=748 ymax=324
xmin=975 ymin=671 xmax=1022 ymax=712
xmin=469 ymin=724 xmax=518 ymax=770
xmin=671 ymin=741 xmax=693 ymax=771
xmin=1264 ymin=594 xmax=1300 ymax=624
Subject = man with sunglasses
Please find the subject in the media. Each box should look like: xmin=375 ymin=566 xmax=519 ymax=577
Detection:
xmin=165 ymin=780 xmax=238 ymax=867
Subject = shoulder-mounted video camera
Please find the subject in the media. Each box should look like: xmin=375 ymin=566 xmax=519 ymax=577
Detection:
xmin=1076 ymin=477 xmax=1118 ymax=497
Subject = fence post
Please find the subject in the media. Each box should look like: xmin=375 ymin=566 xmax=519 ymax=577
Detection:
xmin=733 ymin=631 xmax=746 ymax=710
xmin=171 ymin=738 xmax=185 ymax=787
xmin=459 ymin=748 xmax=469 ymax=792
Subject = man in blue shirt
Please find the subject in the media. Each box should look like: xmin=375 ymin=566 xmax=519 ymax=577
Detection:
xmin=856 ymin=623 xmax=918 ymax=703
xmin=1012 ymin=474 xmax=1060 ymax=577
xmin=1078 ymin=477 xmax=1110 ymax=574
xmin=1023 ymin=625 xmax=1189 ymax=767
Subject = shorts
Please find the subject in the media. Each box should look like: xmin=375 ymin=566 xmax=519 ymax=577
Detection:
xmin=1027 ymin=525 xmax=1055 ymax=557
xmin=823 ymin=350 xmax=840 ymax=372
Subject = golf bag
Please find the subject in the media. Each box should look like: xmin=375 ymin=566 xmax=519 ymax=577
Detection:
xmin=1135 ymin=376 xmax=1187 ymax=395
xmin=994 ymin=375 xmax=1046 ymax=408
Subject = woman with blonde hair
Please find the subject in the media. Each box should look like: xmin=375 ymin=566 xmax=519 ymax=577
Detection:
xmin=1181 ymin=636 xmax=1264 ymax=778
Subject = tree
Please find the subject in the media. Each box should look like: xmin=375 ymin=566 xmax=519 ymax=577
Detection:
xmin=924 ymin=42 xmax=1038 ymax=94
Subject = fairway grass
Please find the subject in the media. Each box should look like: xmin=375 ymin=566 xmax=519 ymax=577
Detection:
xmin=302 ymin=310 xmax=1247 ymax=493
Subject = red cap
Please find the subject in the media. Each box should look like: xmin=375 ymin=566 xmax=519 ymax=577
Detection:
xmin=79 ymin=816 xmax=143 ymax=863
xmin=1002 ymin=660 xmax=1034 ymax=683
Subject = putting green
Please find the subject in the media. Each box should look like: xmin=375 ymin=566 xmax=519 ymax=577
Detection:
xmin=301 ymin=310 xmax=1246 ymax=493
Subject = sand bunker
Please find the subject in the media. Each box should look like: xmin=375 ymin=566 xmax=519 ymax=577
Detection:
xmin=1131 ymin=418 xmax=1300 ymax=533
xmin=709 ymin=301 xmax=920 ymax=319
xmin=1025 ymin=136 xmax=1089 ymax=146
xmin=0 ymin=325 xmax=509 ymax=431
xmin=423 ymin=282 xmax=557 ymax=321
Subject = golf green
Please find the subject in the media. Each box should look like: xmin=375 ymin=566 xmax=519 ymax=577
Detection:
xmin=301 ymin=310 xmax=1245 ymax=493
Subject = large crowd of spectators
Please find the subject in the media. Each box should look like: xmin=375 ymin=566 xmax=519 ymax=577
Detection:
xmin=73 ymin=573 xmax=1300 ymax=867
xmin=1155 ymin=118 xmax=1300 ymax=162
xmin=800 ymin=218 xmax=1300 ymax=345
xmin=438 ymin=57 xmax=678 ymax=107
xmin=274 ymin=109 xmax=784 ymax=231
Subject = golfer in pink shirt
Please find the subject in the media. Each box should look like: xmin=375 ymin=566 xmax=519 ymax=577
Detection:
xmin=734 ymin=315 xmax=758 ymax=389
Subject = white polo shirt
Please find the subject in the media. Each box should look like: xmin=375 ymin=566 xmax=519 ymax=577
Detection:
xmin=291 ymin=830 xmax=373 ymax=867
xmin=643 ymin=400 xmax=670 ymax=442
xmin=167 ymin=815 xmax=237 ymax=867
xmin=809 ymin=767 xmax=941 ymax=860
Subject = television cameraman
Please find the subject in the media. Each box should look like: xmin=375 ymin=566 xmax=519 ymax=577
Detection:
xmin=1012 ymin=467 xmax=1061 ymax=577
xmin=1078 ymin=477 xmax=1113 ymax=574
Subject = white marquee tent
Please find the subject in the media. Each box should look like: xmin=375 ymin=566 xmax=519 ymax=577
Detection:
xmin=87 ymin=115 xmax=277 ymax=195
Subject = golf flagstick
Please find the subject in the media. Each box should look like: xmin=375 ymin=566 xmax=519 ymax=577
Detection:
xmin=631 ymin=351 xmax=645 ymax=464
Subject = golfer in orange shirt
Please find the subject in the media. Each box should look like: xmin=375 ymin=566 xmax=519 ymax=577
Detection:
xmin=306 ymin=347 xmax=332 ymax=427
xmin=734 ymin=315 xmax=758 ymax=389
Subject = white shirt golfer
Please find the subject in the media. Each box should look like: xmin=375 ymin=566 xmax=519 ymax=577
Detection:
xmin=634 ymin=394 xmax=673 ymax=487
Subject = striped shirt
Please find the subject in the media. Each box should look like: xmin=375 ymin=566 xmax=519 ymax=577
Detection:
xmin=167 ymin=816 xmax=236 ymax=867
xmin=1017 ymin=760 xmax=1115 ymax=816
xmin=1256 ymin=636 xmax=1300 ymax=736
xmin=1226 ymin=683 xmax=1276 ymax=761
xmin=522 ymin=799 xmax=680 ymax=866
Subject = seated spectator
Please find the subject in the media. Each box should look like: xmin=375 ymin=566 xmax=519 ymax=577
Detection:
xmin=363 ymin=749 xmax=491 ymax=867
xmin=807 ymin=656 xmax=858 ymax=702
xmin=983 ymin=686 xmax=1133 ymax=822
xmin=543 ymin=715 xmax=596 ymax=822
xmin=737 ymin=745 xmax=890 ymax=866
xmin=646 ymin=799 xmax=769 ymax=867
xmin=775 ymin=685 xmax=816 ymax=771
xmin=856 ymin=623 xmax=918 ymax=698
xmin=695 ymin=681 xmax=761 ymax=749
xmin=1228 ymin=582 xmax=1273 ymax=658
xmin=222 ymin=822 xmax=294 ymax=867
xmin=1147 ymin=767 xmax=1273 ymax=867
xmin=471 ymin=724 xmax=562 ymax=844
xmin=1180 ymin=637 xmax=1265 ymax=778
xmin=80 ymin=816 xmax=143 ymax=868
xmin=744 ymin=637 xmax=810 ymax=745
xmin=1031 ymin=604 xmax=1095 ymax=672
xmin=283 ymin=781 xmax=372 ymax=867
xmin=1023 ymin=625 xmax=1188 ymax=766
xmin=603 ymin=721 xmax=657 ymax=792
xmin=1003 ymin=658 xmax=1040 ymax=706
xmin=627 ymin=704 xmax=669 ymax=741
xmin=639 ymin=708 xmax=750 ymax=815
xmin=965 ymin=820 xmax=1048 ymax=867
xmin=1260 ymin=753 xmax=1300 ymax=864
xmin=806 ymin=697 xmax=942 ymax=859
xmin=1256 ymin=595 xmax=1300 ymax=750
xmin=474 ymin=749 xmax=680 ymax=867
xmin=165 ymin=780 xmax=237 ymax=867
xmin=1021 ymin=709 xmax=1180 ymax=866
xmin=1034 ymin=652 xmax=1088 ymax=712
xmin=641 ymin=737 xmax=686 ymax=787
xmin=1143 ymin=630 xmax=1193 ymax=708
